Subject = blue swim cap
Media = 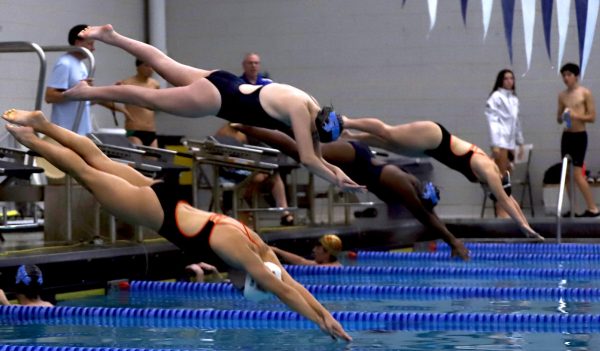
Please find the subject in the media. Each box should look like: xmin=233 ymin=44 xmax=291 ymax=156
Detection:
xmin=15 ymin=264 xmax=43 ymax=286
xmin=421 ymin=182 xmax=440 ymax=210
xmin=315 ymin=107 xmax=343 ymax=143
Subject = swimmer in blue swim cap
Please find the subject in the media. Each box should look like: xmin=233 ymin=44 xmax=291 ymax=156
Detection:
xmin=1 ymin=108 xmax=351 ymax=341
xmin=0 ymin=264 xmax=53 ymax=307
xmin=230 ymin=124 xmax=470 ymax=260
xmin=62 ymin=24 xmax=365 ymax=194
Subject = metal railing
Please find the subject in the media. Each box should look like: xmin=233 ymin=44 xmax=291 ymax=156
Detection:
xmin=0 ymin=41 xmax=96 ymax=242
xmin=556 ymin=155 xmax=574 ymax=243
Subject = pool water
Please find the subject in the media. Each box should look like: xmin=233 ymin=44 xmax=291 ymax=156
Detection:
xmin=2 ymin=246 xmax=600 ymax=350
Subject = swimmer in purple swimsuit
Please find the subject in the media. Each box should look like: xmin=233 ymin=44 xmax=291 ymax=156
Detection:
xmin=61 ymin=25 xmax=363 ymax=194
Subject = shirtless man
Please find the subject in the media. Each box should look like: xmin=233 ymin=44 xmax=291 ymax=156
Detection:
xmin=119 ymin=59 xmax=160 ymax=147
xmin=557 ymin=63 xmax=599 ymax=217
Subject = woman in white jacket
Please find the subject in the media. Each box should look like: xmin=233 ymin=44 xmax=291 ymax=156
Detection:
xmin=485 ymin=69 xmax=524 ymax=217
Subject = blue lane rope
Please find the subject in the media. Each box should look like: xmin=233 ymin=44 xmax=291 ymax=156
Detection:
xmin=0 ymin=346 xmax=168 ymax=351
xmin=434 ymin=242 xmax=600 ymax=254
xmin=355 ymin=251 xmax=600 ymax=262
xmin=130 ymin=280 xmax=600 ymax=302
xmin=1 ymin=305 xmax=599 ymax=333
xmin=282 ymin=265 xmax=600 ymax=281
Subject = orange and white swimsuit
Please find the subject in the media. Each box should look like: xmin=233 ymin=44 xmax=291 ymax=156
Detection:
xmin=424 ymin=123 xmax=484 ymax=183
xmin=150 ymin=181 xmax=257 ymax=267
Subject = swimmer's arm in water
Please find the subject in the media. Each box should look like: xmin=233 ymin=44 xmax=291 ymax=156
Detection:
xmin=270 ymin=246 xmax=317 ymax=265
xmin=263 ymin=249 xmax=352 ymax=341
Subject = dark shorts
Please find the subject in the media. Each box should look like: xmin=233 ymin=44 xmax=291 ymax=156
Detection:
xmin=561 ymin=131 xmax=587 ymax=167
xmin=126 ymin=130 xmax=157 ymax=146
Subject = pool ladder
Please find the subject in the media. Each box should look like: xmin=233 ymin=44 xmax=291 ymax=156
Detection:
xmin=556 ymin=155 xmax=574 ymax=243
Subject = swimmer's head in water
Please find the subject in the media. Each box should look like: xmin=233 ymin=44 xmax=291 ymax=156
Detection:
xmin=319 ymin=234 xmax=343 ymax=257
xmin=315 ymin=107 xmax=343 ymax=143
xmin=15 ymin=264 xmax=44 ymax=299
xmin=243 ymin=262 xmax=282 ymax=302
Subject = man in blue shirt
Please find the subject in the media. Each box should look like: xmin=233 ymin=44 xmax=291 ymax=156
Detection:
xmin=240 ymin=53 xmax=273 ymax=85
xmin=45 ymin=24 xmax=95 ymax=135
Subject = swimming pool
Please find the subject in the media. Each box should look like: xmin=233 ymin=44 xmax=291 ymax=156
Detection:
xmin=2 ymin=242 xmax=600 ymax=350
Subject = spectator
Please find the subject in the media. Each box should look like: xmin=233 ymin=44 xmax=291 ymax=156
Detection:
xmin=557 ymin=63 xmax=599 ymax=217
xmin=240 ymin=53 xmax=273 ymax=85
xmin=485 ymin=69 xmax=524 ymax=218
xmin=118 ymin=59 xmax=161 ymax=147
xmin=215 ymin=123 xmax=294 ymax=225
xmin=45 ymin=24 xmax=95 ymax=135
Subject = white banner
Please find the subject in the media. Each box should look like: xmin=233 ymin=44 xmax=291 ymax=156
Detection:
xmin=521 ymin=0 xmax=536 ymax=73
xmin=428 ymin=0 xmax=438 ymax=32
xmin=557 ymin=0 xmax=571 ymax=73
xmin=482 ymin=0 xmax=494 ymax=40
xmin=581 ymin=0 xmax=599 ymax=79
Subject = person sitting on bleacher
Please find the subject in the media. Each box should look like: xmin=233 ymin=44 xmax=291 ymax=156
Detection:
xmin=215 ymin=123 xmax=294 ymax=226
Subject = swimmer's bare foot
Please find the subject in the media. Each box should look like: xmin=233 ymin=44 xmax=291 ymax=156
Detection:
xmin=63 ymin=80 xmax=91 ymax=100
xmin=5 ymin=124 xmax=37 ymax=148
xmin=78 ymin=24 xmax=115 ymax=42
xmin=2 ymin=109 xmax=48 ymax=130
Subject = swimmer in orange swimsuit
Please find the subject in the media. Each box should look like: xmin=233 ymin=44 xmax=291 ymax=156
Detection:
xmin=341 ymin=117 xmax=543 ymax=241
xmin=1 ymin=108 xmax=351 ymax=342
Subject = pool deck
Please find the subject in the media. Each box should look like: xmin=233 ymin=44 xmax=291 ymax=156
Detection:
xmin=0 ymin=215 xmax=599 ymax=299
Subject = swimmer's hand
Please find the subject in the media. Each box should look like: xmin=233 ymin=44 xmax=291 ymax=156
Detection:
xmin=336 ymin=171 xmax=366 ymax=193
xmin=450 ymin=239 xmax=470 ymax=261
xmin=321 ymin=315 xmax=352 ymax=342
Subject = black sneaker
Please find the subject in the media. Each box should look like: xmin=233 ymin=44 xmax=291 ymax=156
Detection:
xmin=575 ymin=210 xmax=600 ymax=218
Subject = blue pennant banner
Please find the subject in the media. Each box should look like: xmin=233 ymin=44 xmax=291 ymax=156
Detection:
xmin=575 ymin=0 xmax=588 ymax=68
xmin=461 ymin=0 xmax=469 ymax=25
xmin=541 ymin=0 xmax=554 ymax=60
xmin=502 ymin=0 xmax=516 ymax=63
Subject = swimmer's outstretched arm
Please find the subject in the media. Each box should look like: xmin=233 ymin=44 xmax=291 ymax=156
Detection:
xmin=472 ymin=156 xmax=544 ymax=241
xmin=211 ymin=233 xmax=351 ymax=341
xmin=286 ymin=108 xmax=364 ymax=192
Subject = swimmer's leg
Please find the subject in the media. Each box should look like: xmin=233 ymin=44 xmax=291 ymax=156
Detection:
xmin=79 ymin=24 xmax=208 ymax=86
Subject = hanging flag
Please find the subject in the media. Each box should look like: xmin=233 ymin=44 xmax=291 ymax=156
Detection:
xmin=461 ymin=0 xmax=469 ymax=26
xmin=502 ymin=0 xmax=516 ymax=63
xmin=482 ymin=0 xmax=494 ymax=40
xmin=541 ymin=0 xmax=554 ymax=60
xmin=428 ymin=0 xmax=438 ymax=32
xmin=556 ymin=0 xmax=571 ymax=72
xmin=402 ymin=0 xmax=407 ymax=7
xmin=521 ymin=0 xmax=536 ymax=73
xmin=580 ymin=0 xmax=599 ymax=79
xmin=575 ymin=0 xmax=588 ymax=70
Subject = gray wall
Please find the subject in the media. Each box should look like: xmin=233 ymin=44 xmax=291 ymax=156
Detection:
xmin=163 ymin=0 xmax=600 ymax=217
xmin=2 ymin=0 xmax=598 ymax=217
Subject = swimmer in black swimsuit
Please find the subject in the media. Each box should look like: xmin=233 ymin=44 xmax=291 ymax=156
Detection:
xmin=1 ymin=109 xmax=352 ymax=342
xmin=62 ymin=25 xmax=363 ymax=194
xmin=231 ymin=124 xmax=470 ymax=261
xmin=341 ymin=117 xmax=544 ymax=241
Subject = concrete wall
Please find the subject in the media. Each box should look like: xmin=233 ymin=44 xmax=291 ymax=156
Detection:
xmin=2 ymin=1 xmax=599 ymax=217
xmin=163 ymin=0 xmax=599 ymax=217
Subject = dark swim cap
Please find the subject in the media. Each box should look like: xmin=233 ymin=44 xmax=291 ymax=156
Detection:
xmin=315 ymin=107 xmax=343 ymax=143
